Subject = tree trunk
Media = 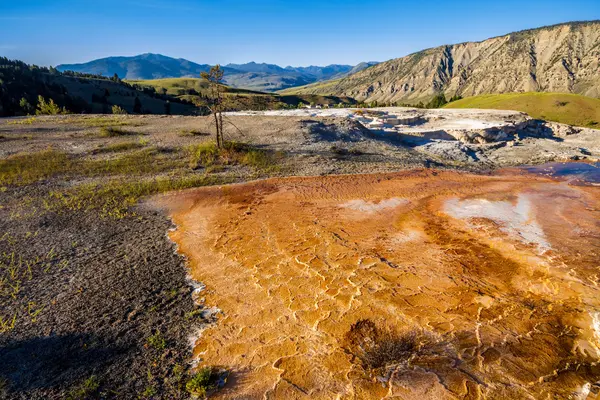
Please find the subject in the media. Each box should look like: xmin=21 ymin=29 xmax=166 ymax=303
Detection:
xmin=218 ymin=110 xmax=224 ymax=147
xmin=213 ymin=110 xmax=221 ymax=148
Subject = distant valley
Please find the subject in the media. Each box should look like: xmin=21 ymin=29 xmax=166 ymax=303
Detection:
xmin=57 ymin=54 xmax=378 ymax=92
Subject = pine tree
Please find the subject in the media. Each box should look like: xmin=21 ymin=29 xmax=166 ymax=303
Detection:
xmin=201 ymin=65 xmax=226 ymax=148
xmin=19 ymin=97 xmax=33 ymax=115
xmin=133 ymin=97 xmax=142 ymax=114
xmin=35 ymin=96 xmax=64 ymax=115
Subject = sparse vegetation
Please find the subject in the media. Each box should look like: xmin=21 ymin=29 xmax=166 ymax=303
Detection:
xmin=0 ymin=148 xmax=183 ymax=187
xmin=0 ymin=118 xmax=257 ymax=399
xmin=0 ymin=313 xmax=17 ymax=333
xmin=185 ymin=367 xmax=216 ymax=397
xmin=142 ymin=385 xmax=157 ymax=397
xmin=7 ymin=117 xmax=37 ymax=125
xmin=67 ymin=116 xmax=141 ymax=128
xmin=47 ymin=174 xmax=230 ymax=218
xmin=187 ymin=141 xmax=280 ymax=172
xmin=0 ymin=149 xmax=73 ymax=186
xmin=147 ymin=331 xmax=167 ymax=350
xmin=66 ymin=376 xmax=100 ymax=400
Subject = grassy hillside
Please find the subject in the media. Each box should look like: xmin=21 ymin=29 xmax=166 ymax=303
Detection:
xmin=128 ymin=78 xmax=264 ymax=96
xmin=129 ymin=78 xmax=357 ymax=110
xmin=277 ymin=78 xmax=343 ymax=96
xmin=0 ymin=57 xmax=199 ymax=117
xmin=445 ymin=92 xmax=600 ymax=128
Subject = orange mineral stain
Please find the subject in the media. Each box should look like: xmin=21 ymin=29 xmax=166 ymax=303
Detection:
xmin=153 ymin=170 xmax=600 ymax=399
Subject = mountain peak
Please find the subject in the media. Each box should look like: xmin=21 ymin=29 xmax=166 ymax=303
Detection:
xmin=56 ymin=54 xmax=377 ymax=91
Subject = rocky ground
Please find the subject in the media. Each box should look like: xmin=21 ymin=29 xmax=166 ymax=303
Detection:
xmin=226 ymin=107 xmax=600 ymax=168
xmin=0 ymin=110 xmax=599 ymax=399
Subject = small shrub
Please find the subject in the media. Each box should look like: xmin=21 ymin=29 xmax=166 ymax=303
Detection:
xmin=142 ymin=386 xmax=156 ymax=397
xmin=185 ymin=308 xmax=204 ymax=320
xmin=330 ymin=146 xmax=362 ymax=156
xmin=0 ymin=313 xmax=17 ymax=333
xmin=241 ymin=149 xmax=272 ymax=168
xmin=344 ymin=319 xmax=431 ymax=372
xmin=187 ymin=142 xmax=220 ymax=169
xmin=330 ymin=145 xmax=347 ymax=155
xmin=147 ymin=331 xmax=167 ymax=350
xmin=111 ymin=105 xmax=127 ymax=115
xmin=66 ymin=376 xmax=100 ymax=400
xmin=186 ymin=367 xmax=213 ymax=397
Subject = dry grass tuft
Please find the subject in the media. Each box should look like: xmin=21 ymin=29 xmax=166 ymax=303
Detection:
xmin=344 ymin=319 xmax=435 ymax=372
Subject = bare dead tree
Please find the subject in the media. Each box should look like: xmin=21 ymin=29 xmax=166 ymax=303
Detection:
xmin=201 ymin=65 xmax=225 ymax=148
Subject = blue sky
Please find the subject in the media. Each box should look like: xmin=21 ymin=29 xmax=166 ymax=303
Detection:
xmin=1 ymin=0 xmax=599 ymax=67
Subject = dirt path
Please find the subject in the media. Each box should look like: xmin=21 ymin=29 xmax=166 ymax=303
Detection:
xmin=155 ymin=170 xmax=600 ymax=399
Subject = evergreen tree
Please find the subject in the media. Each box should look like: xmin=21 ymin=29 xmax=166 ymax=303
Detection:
xmin=133 ymin=97 xmax=142 ymax=113
xmin=425 ymin=94 xmax=448 ymax=109
xmin=111 ymin=105 xmax=127 ymax=115
xmin=19 ymin=97 xmax=34 ymax=115
xmin=35 ymin=96 xmax=65 ymax=115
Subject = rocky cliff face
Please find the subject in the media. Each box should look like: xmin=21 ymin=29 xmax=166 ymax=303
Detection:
xmin=289 ymin=21 xmax=600 ymax=103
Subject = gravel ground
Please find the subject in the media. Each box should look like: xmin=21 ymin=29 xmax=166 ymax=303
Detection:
xmin=0 ymin=184 xmax=197 ymax=399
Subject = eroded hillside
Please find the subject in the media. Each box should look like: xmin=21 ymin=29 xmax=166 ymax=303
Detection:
xmin=283 ymin=21 xmax=600 ymax=104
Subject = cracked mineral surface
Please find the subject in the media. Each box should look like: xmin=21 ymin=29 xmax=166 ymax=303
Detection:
xmin=154 ymin=169 xmax=600 ymax=399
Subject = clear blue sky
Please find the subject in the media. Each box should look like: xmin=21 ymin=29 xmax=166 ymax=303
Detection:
xmin=1 ymin=0 xmax=599 ymax=67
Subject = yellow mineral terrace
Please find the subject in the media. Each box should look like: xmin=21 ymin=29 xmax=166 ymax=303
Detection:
xmin=153 ymin=169 xmax=600 ymax=399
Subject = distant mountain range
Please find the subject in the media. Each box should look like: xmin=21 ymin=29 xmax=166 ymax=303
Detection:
xmin=283 ymin=21 xmax=600 ymax=103
xmin=57 ymin=54 xmax=378 ymax=92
